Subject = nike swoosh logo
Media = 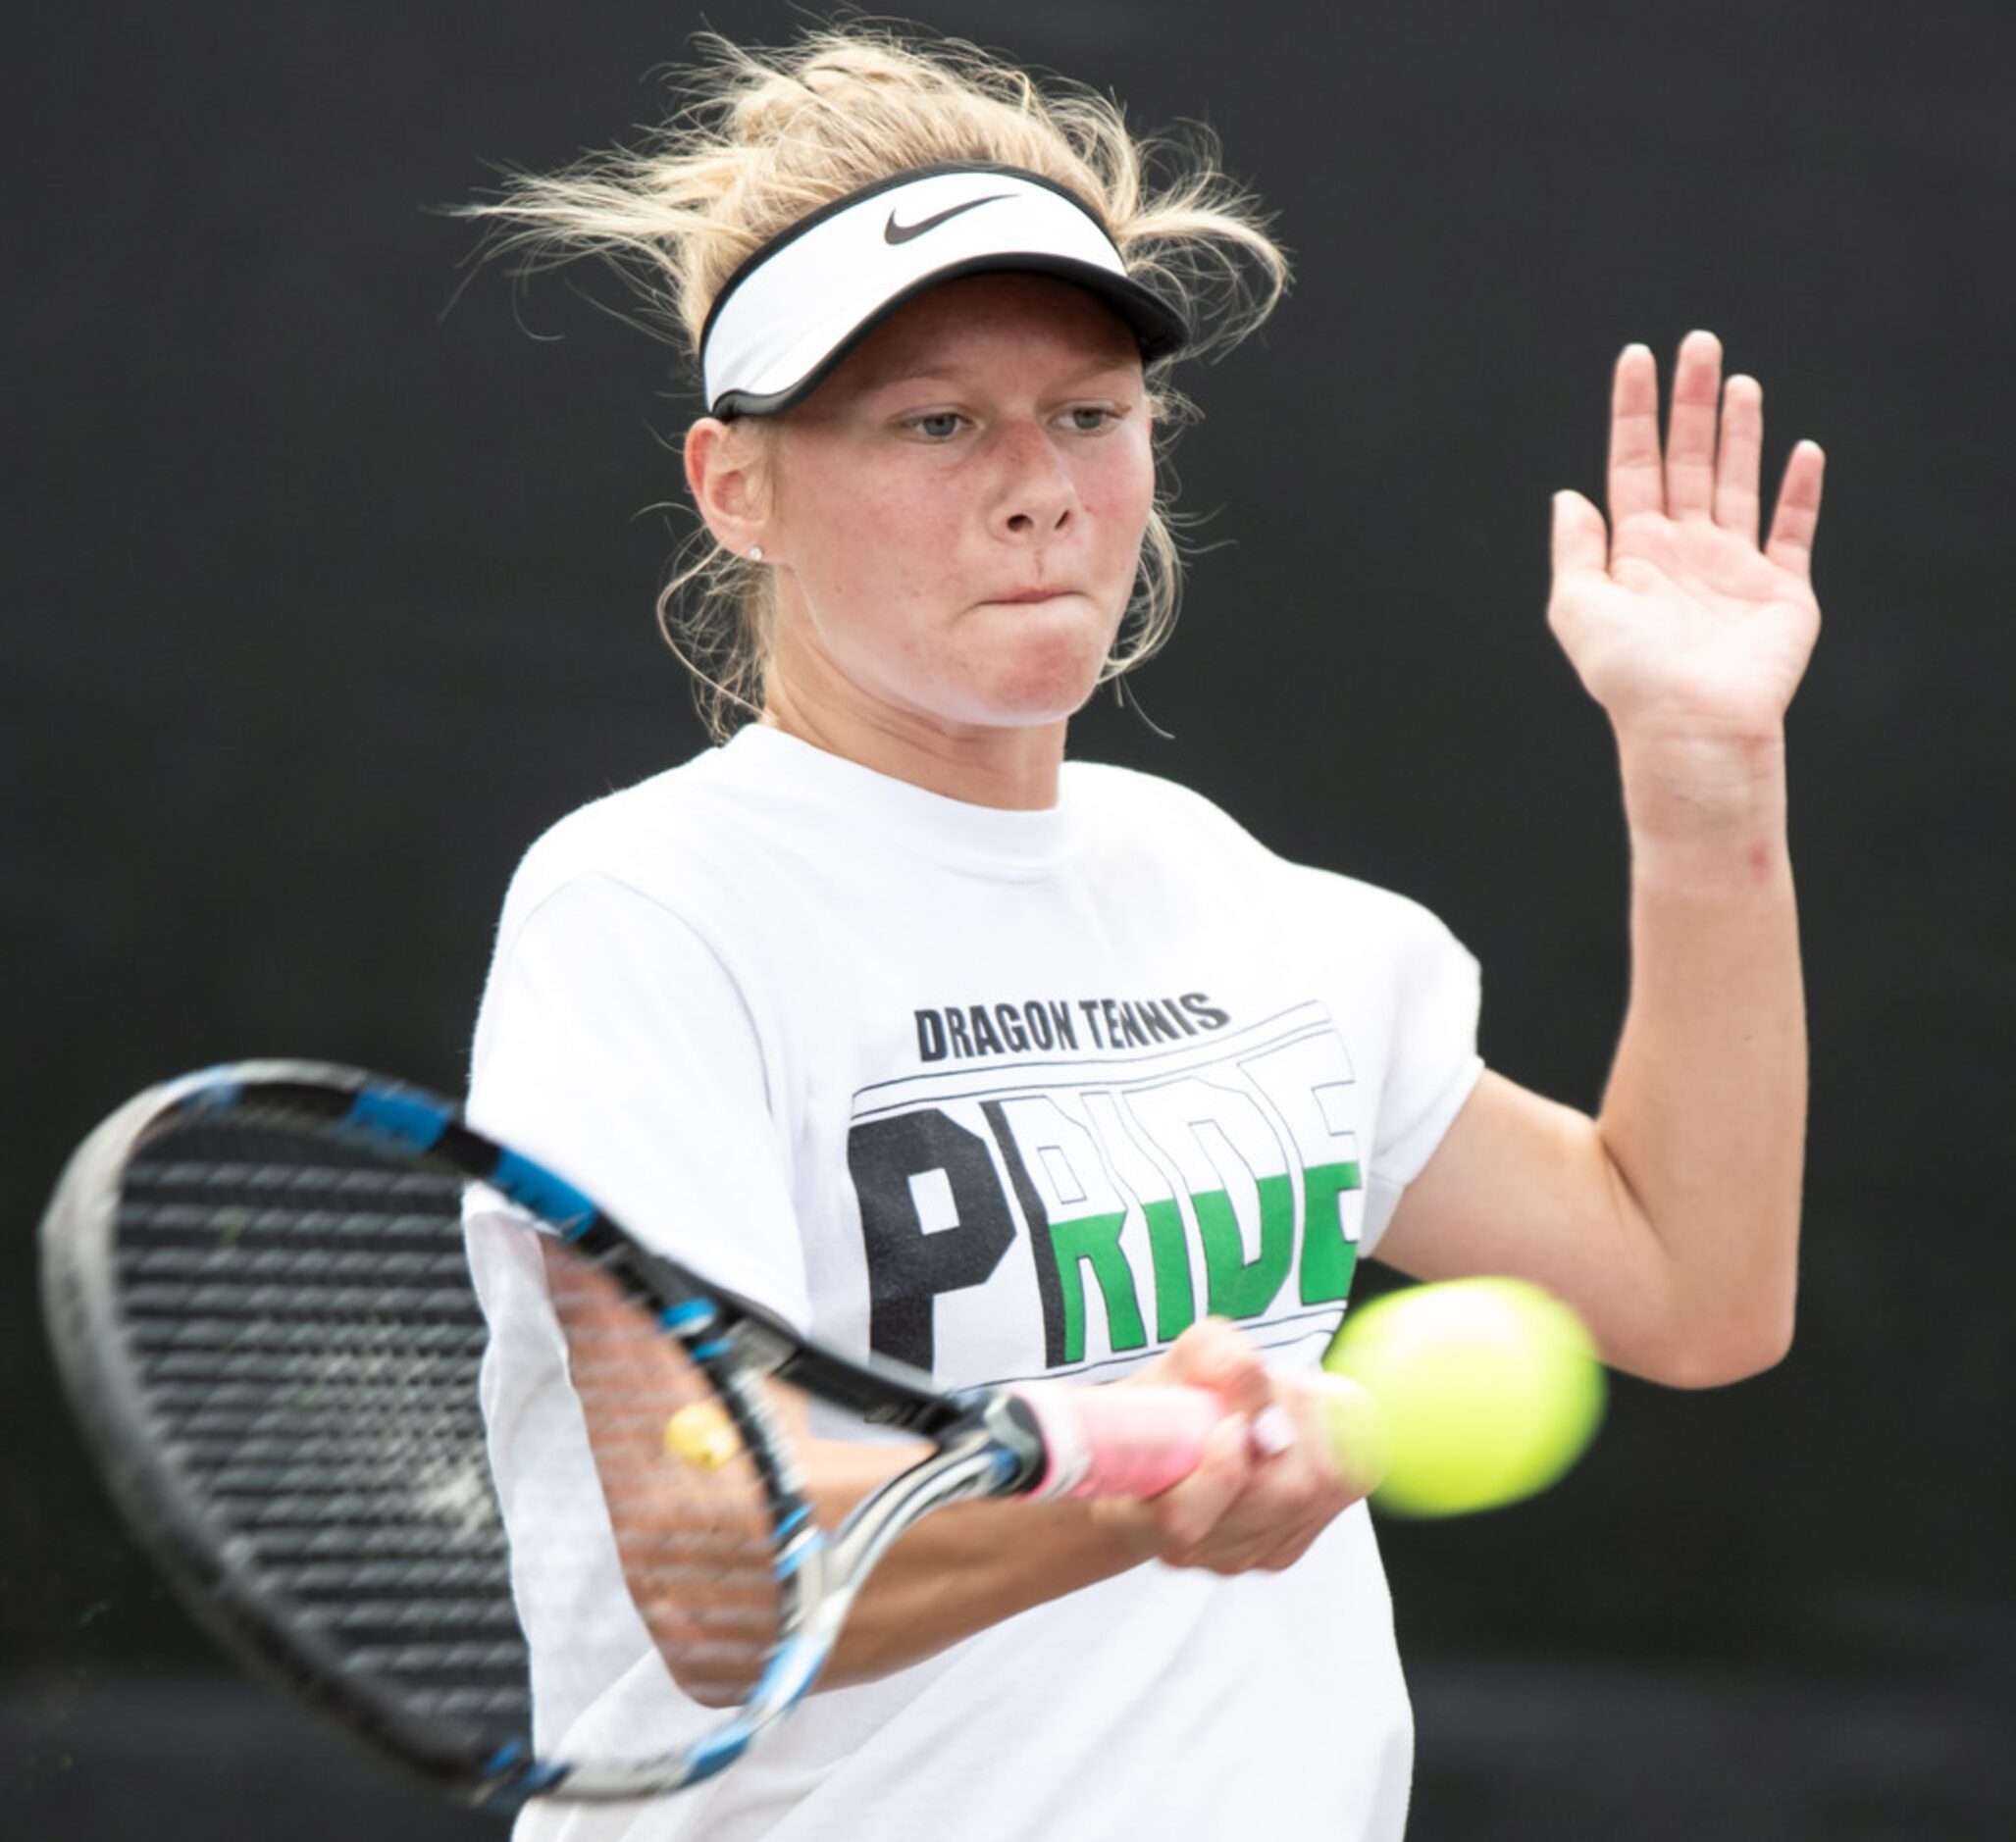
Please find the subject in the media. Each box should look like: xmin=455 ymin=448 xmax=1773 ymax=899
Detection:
xmin=883 ymin=194 xmax=1012 ymax=244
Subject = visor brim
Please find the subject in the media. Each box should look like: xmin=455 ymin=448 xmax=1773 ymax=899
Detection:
xmin=708 ymin=255 xmax=1189 ymax=420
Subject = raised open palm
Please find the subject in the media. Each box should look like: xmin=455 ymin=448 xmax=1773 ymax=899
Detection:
xmin=1548 ymin=331 xmax=1826 ymax=747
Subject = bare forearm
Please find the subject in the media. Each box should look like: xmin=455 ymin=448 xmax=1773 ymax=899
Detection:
xmin=772 ymin=1331 xmax=1363 ymax=1687
xmin=1598 ymin=731 xmax=1805 ymax=1383
xmin=1371 ymin=738 xmax=1806 ymax=1386
xmin=552 ymin=1254 xmax=1368 ymax=1696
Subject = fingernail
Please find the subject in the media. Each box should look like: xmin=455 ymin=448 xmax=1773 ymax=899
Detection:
xmin=1249 ymin=1406 xmax=1296 ymax=1457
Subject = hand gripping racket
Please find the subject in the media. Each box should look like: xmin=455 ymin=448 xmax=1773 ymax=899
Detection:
xmin=38 ymin=1061 xmax=1230 ymax=1810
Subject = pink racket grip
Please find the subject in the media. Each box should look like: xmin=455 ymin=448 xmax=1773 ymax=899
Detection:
xmin=1010 ymin=1382 xmax=1221 ymax=1501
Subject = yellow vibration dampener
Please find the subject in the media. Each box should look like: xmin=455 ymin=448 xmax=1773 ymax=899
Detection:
xmin=664 ymin=1400 xmax=742 ymax=1470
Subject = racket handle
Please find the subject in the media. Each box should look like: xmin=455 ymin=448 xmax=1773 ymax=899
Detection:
xmin=1011 ymin=1382 xmax=1220 ymax=1501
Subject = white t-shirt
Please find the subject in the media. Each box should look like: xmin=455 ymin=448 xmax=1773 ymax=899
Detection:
xmin=467 ymin=725 xmax=1482 ymax=1841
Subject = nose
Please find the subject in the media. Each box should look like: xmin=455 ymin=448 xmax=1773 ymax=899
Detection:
xmin=992 ymin=419 xmax=1076 ymax=540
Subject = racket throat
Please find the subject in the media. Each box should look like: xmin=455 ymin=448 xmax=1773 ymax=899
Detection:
xmin=824 ymin=1428 xmax=1015 ymax=1587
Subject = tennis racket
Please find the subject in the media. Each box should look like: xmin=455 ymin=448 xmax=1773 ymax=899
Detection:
xmin=38 ymin=1060 xmax=1236 ymax=1811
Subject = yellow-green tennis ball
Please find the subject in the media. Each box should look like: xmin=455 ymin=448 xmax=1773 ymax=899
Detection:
xmin=1324 ymin=1277 xmax=1605 ymax=1517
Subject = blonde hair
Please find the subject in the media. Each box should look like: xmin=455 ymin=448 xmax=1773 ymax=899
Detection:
xmin=458 ymin=24 xmax=1289 ymax=739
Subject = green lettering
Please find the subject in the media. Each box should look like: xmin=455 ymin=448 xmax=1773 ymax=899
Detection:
xmin=1194 ymin=1174 xmax=1295 ymax=1320
xmin=1048 ymin=1211 xmax=1147 ymax=1362
xmin=1298 ymin=1160 xmax=1364 ymax=1304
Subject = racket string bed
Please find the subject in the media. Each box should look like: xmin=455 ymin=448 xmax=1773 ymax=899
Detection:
xmin=109 ymin=1114 xmax=808 ymax=1755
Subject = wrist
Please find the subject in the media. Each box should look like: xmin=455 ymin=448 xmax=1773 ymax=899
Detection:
xmin=1084 ymin=1492 xmax=1172 ymax=1567
xmin=1614 ymin=728 xmax=1791 ymax=891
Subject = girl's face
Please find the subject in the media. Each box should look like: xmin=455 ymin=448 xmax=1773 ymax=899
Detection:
xmin=746 ymin=273 xmax=1156 ymax=797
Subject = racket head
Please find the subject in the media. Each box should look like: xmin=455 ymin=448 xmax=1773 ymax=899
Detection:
xmin=35 ymin=1061 xmax=853 ymax=1806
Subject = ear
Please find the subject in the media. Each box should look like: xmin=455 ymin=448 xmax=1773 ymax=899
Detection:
xmin=685 ymin=417 xmax=773 ymax=558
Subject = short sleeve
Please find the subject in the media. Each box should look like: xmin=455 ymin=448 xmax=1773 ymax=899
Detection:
xmin=1360 ymin=903 xmax=1484 ymax=1254
xmin=467 ymin=870 xmax=810 ymax=1321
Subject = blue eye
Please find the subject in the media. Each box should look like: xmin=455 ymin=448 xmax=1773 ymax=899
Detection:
xmin=1066 ymin=407 xmax=1117 ymax=434
xmin=909 ymin=412 xmax=963 ymax=439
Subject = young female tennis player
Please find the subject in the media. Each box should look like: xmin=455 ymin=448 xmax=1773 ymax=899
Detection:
xmin=459 ymin=25 xmax=1824 ymax=1839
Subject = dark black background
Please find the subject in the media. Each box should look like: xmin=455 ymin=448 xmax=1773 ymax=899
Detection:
xmin=7 ymin=2 xmax=2011 ymax=1835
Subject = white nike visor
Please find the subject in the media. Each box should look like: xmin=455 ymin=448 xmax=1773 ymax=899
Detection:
xmin=698 ymin=163 xmax=1190 ymax=418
